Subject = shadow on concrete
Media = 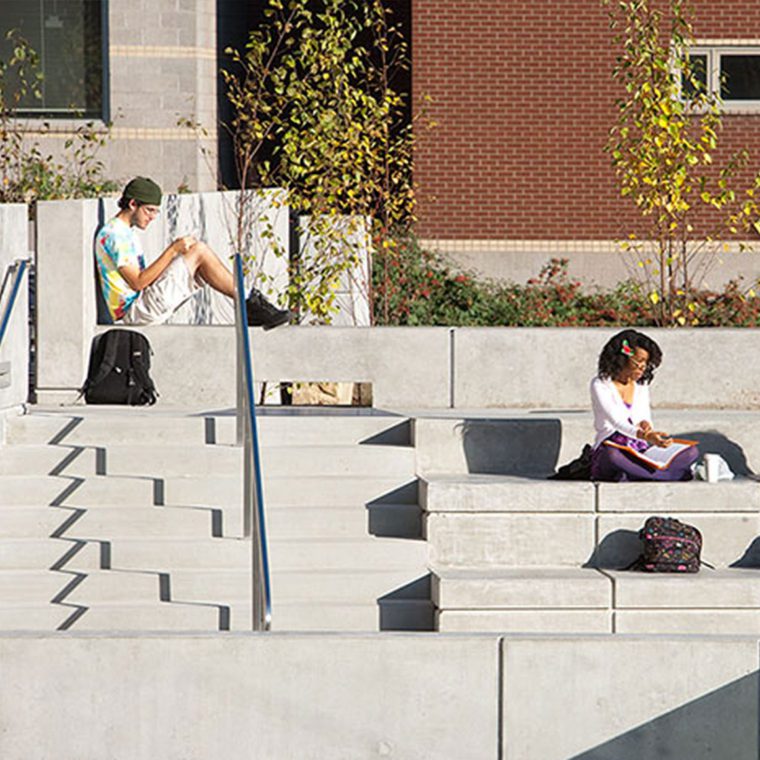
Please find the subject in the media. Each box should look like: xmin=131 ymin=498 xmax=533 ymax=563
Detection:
xmin=731 ymin=538 xmax=760 ymax=569
xmin=458 ymin=419 xmax=561 ymax=476
xmin=378 ymin=574 xmax=434 ymax=631
xmin=584 ymin=529 xmax=641 ymax=569
xmin=675 ymin=430 xmax=755 ymax=478
xmin=569 ymin=670 xmax=759 ymax=759
xmin=359 ymin=419 xmax=412 ymax=446
xmin=367 ymin=481 xmax=422 ymax=539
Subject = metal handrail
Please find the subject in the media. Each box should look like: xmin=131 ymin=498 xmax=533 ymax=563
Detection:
xmin=0 ymin=258 xmax=29 ymax=349
xmin=233 ymin=253 xmax=272 ymax=631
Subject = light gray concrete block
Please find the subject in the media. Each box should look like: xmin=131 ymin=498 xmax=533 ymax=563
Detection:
xmin=615 ymin=611 xmax=760 ymax=635
xmin=598 ymin=480 xmax=760 ymax=513
xmin=427 ymin=512 xmax=594 ymax=568
xmin=0 ymin=634 xmax=499 ymax=760
xmin=596 ymin=513 xmax=760 ymax=569
xmin=608 ymin=568 xmax=760 ymax=608
xmin=453 ymin=328 xmax=760 ymax=410
xmin=454 ymin=328 xmax=604 ymax=408
xmin=253 ymin=326 xmax=452 ymax=408
xmin=140 ymin=325 xmax=236 ymax=407
xmin=421 ymin=475 xmax=596 ymax=512
xmin=438 ymin=609 xmax=612 ymax=634
xmin=36 ymin=199 xmax=99 ymax=392
xmin=502 ymin=637 xmax=759 ymax=760
xmin=433 ymin=568 xmax=612 ymax=609
xmin=414 ymin=415 xmax=579 ymax=476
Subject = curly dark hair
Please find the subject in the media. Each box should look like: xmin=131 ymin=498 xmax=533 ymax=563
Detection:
xmin=597 ymin=329 xmax=662 ymax=384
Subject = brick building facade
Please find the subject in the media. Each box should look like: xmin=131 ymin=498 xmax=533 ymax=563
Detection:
xmin=412 ymin=0 xmax=760 ymax=245
xmin=2 ymin=1 xmax=758 ymax=284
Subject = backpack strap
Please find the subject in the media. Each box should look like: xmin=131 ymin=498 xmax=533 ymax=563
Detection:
xmin=83 ymin=330 xmax=121 ymax=392
xmin=128 ymin=331 xmax=158 ymax=405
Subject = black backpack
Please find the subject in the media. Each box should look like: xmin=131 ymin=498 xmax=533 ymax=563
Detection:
xmin=549 ymin=445 xmax=593 ymax=480
xmin=630 ymin=516 xmax=702 ymax=573
xmin=82 ymin=329 xmax=158 ymax=405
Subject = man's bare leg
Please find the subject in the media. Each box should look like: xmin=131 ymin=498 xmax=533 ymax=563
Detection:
xmin=182 ymin=240 xmax=291 ymax=329
xmin=182 ymin=241 xmax=235 ymax=298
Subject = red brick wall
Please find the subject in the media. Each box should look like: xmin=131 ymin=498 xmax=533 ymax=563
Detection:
xmin=412 ymin=0 xmax=760 ymax=240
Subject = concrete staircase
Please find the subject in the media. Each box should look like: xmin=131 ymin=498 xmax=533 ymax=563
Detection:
xmin=414 ymin=410 xmax=760 ymax=635
xmin=0 ymin=407 xmax=429 ymax=632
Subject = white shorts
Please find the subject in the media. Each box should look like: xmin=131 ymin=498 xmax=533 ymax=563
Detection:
xmin=122 ymin=256 xmax=200 ymax=325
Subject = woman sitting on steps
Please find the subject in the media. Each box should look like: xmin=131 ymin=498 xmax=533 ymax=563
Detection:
xmin=590 ymin=329 xmax=699 ymax=482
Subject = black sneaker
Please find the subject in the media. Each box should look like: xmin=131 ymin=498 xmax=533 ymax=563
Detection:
xmin=245 ymin=289 xmax=292 ymax=329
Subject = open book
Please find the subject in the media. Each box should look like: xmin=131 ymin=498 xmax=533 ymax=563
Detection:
xmin=603 ymin=438 xmax=698 ymax=470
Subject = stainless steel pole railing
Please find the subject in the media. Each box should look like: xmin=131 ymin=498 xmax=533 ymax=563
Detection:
xmin=233 ymin=253 xmax=272 ymax=631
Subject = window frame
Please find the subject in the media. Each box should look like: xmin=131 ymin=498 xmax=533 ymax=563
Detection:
xmin=3 ymin=0 xmax=110 ymax=122
xmin=681 ymin=43 xmax=760 ymax=113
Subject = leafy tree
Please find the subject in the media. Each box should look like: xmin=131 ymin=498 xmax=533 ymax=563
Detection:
xmin=604 ymin=0 xmax=760 ymax=325
xmin=219 ymin=0 xmax=427 ymax=323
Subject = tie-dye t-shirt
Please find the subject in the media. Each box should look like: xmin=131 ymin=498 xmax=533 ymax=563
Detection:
xmin=95 ymin=217 xmax=146 ymax=321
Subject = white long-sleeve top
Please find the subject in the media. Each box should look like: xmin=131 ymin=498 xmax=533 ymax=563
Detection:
xmin=590 ymin=376 xmax=652 ymax=450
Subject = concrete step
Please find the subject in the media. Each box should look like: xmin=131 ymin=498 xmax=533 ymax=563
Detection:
xmin=426 ymin=511 xmax=595 ymax=568
xmin=58 ymin=601 xmax=222 ymax=632
xmin=0 ymin=539 xmax=103 ymax=570
xmin=436 ymin=609 xmax=613 ymax=634
xmin=165 ymin=475 xmax=417 ymax=509
xmin=0 ymin=442 xmax=415 ymax=479
xmin=606 ymin=567 xmax=760 ymax=608
xmin=0 ymin=605 xmax=73 ymax=631
xmin=432 ymin=567 xmax=760 ymax=634
xmin=0 ymin=505 xmax=214 ymax=539
xmin=6 ymin=410 xmax=410 ymax=447
xmin=64 ymin=536 xmax=428 ymax=573
xmin=432 ymin=568 xmax=612 ymax=609
xmin=422 ymin=475 xmax=596 ymax=513
xmin=426 ymin=509 xmax=760 ymax=570
xmin=164 ymin=568 xmax=425 ymax=605
xmin=0 ymin=570 xmax=73 ymax=605
xmin=422 ymin=475 xmax=760 ymax=513
xmin=0 ymin=446 xmax=100 ymax=476
xmin=413 ymin=409 xmax=760 ymax=478
xmin=0 ymin=475 xmax=156 ymax=507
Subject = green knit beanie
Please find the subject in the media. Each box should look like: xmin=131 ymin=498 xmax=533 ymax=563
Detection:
xmin=122 ymin=176 xmax=162 ymax=206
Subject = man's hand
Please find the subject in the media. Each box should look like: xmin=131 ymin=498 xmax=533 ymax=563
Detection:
xmin=173 ymin=236 xmax=197 ymax=256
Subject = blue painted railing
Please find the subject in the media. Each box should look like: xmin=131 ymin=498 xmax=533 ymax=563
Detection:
xmin=233 ymin=253 xmax=272 ymax=631
xmin=0 ymin=259 xmax=28 ymax=349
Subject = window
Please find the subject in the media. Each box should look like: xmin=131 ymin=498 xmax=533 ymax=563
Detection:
xmin=0 ymin=0 xmax=107 ymax=119
xmin=682 ymin=46 xmax=760 ymax=109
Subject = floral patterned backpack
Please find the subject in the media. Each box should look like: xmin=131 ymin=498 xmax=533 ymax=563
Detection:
xmin=631 ymin=516 xmax=702 ymax=573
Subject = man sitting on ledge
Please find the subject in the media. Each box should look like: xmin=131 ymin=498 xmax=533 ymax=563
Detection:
xmin=95 ymin=176 xmax=291 ymax=329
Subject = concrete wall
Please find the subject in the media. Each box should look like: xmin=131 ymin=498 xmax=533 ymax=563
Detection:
xmin=35 ymin=322 xmax=760 ymax=409
xmin=0 ymin=204 xmax=29 ymax=414
xmin=429 ymin=239 xmax=760 ymax=291
xmin=0 ymin=632 xmax=756 ymax=760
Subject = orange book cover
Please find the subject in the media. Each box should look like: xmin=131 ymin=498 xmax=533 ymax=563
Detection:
xmin=603 ymin=438 xmax=698 ymax=470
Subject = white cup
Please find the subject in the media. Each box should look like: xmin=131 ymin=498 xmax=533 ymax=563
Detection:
xmin=703 ymin=453 xmax=720 ymax=483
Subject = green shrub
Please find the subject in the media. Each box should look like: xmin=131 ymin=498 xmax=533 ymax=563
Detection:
xmin=372 ymin=236 xmax=760 ymax=327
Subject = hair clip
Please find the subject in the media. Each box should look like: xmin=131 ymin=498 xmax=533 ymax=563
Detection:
xmin=621 ymin=339 xmax=634 ymax=357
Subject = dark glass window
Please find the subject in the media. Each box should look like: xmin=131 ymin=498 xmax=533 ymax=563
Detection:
xmin=721 ymin=55 xmax=760 ymax=101
xmin=0 ymin=0 xmax=105 ymax=118
xmin=682 ymin=53 xmax=707 ymax=99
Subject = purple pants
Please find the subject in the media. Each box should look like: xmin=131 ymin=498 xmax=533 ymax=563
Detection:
xmin=591 ymin=441 xmax=700 ymax=482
